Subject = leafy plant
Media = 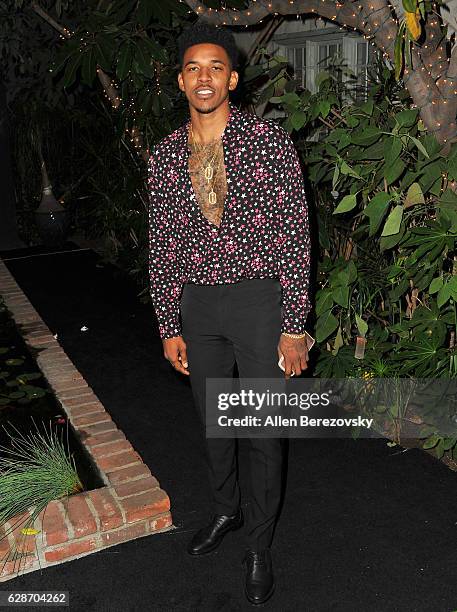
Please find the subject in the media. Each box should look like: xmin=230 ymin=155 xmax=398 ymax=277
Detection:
xmin=259 ymin=55 xmax=457 ymax=460
xmin=0 ymin=419 xmax=82 ymax=575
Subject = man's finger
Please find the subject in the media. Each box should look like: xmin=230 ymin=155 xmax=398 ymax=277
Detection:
xmin=293 ymin=360 xmax=302 ymax=377
xmin=300 ymin=353 xmax=309 ymax=370
xmin=171 ymin=359 xmax=190 ymax=376
xmin=291 ymin=356 xmax=301 ymax=376
xmin=284 ymin=359 xmax=294 ymax=378
xmin=179 ymin=350 xmax=188 ymax=369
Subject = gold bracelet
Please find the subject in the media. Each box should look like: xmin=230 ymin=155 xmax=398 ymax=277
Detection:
xmin=282 ymin=332 xmax=307 ymax=339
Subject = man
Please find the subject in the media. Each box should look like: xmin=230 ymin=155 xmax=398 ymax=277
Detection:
xmin=148 ymin=21 xmax=312 ymax=605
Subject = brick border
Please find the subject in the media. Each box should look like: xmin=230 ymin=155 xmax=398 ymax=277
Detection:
xmin=0 ymin=257 xmax=173 ymax=581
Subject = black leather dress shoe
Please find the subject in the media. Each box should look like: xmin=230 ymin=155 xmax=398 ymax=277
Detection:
xmin=243 ymin=548 xmax=275 ymax=605
xmin=187 ymin=509 xmax=243 ymax=555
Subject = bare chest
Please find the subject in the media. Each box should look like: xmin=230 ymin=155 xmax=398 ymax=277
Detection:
xmin=188 ymin=140 xmax=228 ymax=228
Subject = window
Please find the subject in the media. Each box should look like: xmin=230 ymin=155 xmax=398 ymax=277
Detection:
xmin=354 ymin=41 xmax=374 ymax=101
xmin=285 ymin=46 xmax=306 ymax=88
xmin=273 ymin=27 xmax=377 ymax=100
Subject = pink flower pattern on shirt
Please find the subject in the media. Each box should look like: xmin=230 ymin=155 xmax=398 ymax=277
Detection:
xmin=148 ymin=104 xmax=311 ymax=340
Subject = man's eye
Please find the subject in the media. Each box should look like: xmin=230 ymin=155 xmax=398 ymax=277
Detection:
xmin=213 ymin=66 xmax=222 ymax=70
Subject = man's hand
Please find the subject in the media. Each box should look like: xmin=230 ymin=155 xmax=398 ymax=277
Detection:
xmin=163 ymin=336 xmax=189 ymax=376
xmin=278 ymin=334 xmax=309 ymax=379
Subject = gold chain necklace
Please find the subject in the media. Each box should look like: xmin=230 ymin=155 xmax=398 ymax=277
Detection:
xmin=189 ymin=124 xmax=224 ymax=205
xmin=207 ymin=149 xmax=224 ymax=205
xmin=189 ymin=124 xmax=220 ymax=184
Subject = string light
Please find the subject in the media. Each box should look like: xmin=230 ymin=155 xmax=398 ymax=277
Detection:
xmin=188 ymin=0 xmax=453 ymax=100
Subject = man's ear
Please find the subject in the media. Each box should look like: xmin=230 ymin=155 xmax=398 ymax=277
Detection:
xmin=178 ymin=71 xmax=185 ymax=92
xmin=229 ymin=70 xmax=239 ymax=91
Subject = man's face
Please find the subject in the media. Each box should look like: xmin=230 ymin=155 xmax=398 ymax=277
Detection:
xmin=178 ymin=43 xmax=239 ymax=115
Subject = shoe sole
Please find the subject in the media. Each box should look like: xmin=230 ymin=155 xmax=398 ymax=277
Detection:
xmin=245 ymin=582 xmax=275 ymax=606
xmin=187 ymin=519 xmax=243 ymax=556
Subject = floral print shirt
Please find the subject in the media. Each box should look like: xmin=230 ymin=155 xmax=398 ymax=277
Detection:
xmin=148 ymin=103 xmax=311 ymax=340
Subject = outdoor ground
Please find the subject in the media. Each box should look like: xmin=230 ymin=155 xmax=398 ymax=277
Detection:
xmin=0 ymin=242 xmax=456 ymax=612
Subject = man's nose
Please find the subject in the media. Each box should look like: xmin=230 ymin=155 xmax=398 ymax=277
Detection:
xmin=197 ymin=69 xmax=212 ymax=82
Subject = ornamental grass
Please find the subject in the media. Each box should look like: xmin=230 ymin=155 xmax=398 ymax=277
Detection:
xmin=0 ymin=419 xmax=82 ymax=574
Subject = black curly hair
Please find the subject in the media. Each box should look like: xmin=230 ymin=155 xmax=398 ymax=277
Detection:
xmin=177 ymin=20 xmax=239 ymax=70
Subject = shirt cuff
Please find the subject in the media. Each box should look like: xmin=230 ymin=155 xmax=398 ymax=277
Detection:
xmin=155 ymin=307 xmax=182 ymax=340
xmin=159 ymin=325 xmax=182 ymax=340
xmin=281 ymin=324 xmax=307 ymax=335
xmin=280 ymin=308 xmax=310 ymax=336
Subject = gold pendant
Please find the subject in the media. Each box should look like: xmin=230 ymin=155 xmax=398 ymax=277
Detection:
xmin=208 ymin=190 xmax=217 ymax=205
xmin=204 ymin=165 xmax=213 ymax=182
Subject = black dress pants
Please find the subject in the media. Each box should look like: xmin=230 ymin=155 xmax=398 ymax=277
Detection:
xmin=180 ymin=278 xmax=284 ymax=551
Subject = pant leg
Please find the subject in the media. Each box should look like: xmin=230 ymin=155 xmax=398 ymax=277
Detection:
xmin=180 ymin=283 xmax=240 ymax=516
xmin=223 ymin=278 xmax=285 ymax=551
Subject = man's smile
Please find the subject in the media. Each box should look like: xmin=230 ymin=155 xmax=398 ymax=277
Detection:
xmin=194 ymin=87 xmax=216 ymax=99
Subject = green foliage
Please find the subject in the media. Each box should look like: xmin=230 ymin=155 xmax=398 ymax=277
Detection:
xmin=70 ymin=98 xmax=154 ymax=290
xmin=0 ymin=420 xmax=82 ymax=575
xmin=1 ymin=0 xmax=194 ymax=249
xmin=260 ymin=56 xmax=457 ymax=458
xmin=48 ymin=0 xmax=190 ymax=146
